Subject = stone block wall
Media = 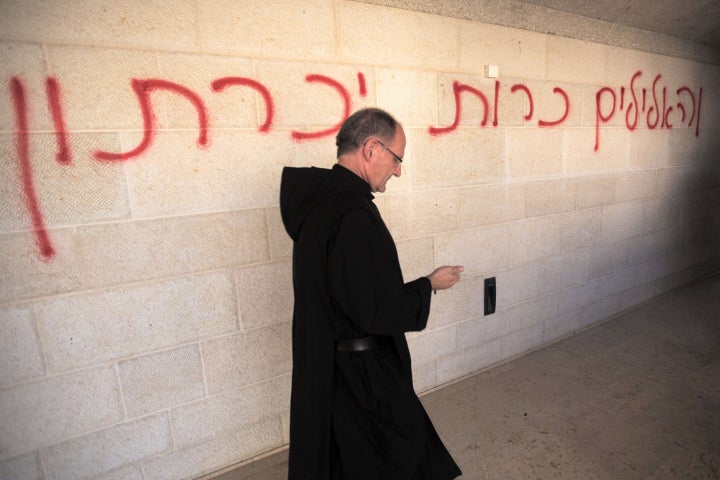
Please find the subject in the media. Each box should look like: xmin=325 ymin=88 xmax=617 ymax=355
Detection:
xmin=1 ymin=1 xmax=718 ymax=478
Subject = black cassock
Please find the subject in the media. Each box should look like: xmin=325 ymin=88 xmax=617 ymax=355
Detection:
xmin=280 ymin=164 xmax=461 ymax=480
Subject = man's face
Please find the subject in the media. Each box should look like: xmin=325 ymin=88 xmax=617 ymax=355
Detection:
xmin=368 ymin=127 xmax=405 ymax=193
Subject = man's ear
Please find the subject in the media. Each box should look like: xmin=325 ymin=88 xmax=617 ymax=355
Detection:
xmin=362 ymin=139 xmax=375 ymax=163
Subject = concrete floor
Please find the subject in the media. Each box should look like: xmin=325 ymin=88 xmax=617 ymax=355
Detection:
xmin=213 ymin=273 xmax=720 ymax=480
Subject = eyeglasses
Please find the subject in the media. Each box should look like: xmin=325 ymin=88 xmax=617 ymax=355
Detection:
xmin=375 ymin=139 xmax=403 ymax=164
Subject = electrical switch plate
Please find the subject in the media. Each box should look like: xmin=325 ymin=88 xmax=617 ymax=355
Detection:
xmin=484 ymin=277 xmax=496 ymax=315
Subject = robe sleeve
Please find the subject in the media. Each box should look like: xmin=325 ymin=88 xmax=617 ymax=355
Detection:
xmin=328 ymin=207 xmax=432 ymax=335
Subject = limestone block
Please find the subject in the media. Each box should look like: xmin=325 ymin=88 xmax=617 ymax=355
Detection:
xmin=143 ymin=417 xmax=283 ymax=480
xmin=0 ymin=133 xmax=130 ymax=231
xmin=41 ymin=414 xmax=170 ymax=480
xmin=526 ymin=178 xmax=577 ymax=217
xmin=626 ymin=229 xmax=678 ymax=266
xmin=620 ymin=283 xmax=655 ymax=310
xmin=202 ymin=324 xmax=292 ymax=395
xmin=594 ymin=266 xmax=638 ymax=299
xmin=507 ymin=215 xmax=563 ymax=265
xmin=291 ymin=134 xmax=338 ymax=169
xmin=642 ymin=197 xmax=681 ymax=233
xmin=542 ymin=310 xmax=580 ymax=343
xmin=267 ymin=208 xmax=292 ymax=260
xmin=376 ymin=69 xmax=437 ymax=127
xmin=0 ymin=229 xmax=81 ymax=303
xmin=235 ymin=261 xmax=293 ymax=330
xmin=668 ymin=129 xmax=704 ymax=165
xmin=411 ymin=360 xmax=437 ymax=394
xmin=436 ymin=73 xmax=524 ymax=129
xmin=0 ymin=304 xmax=44 ymax=388
xmin=254 ymin=61 xmax=374 ymax=130
xmin=337 ymin=2 xmax=458 ymax=70
xmin=604 ymin=47 xmax=668 ymax=89
xmin=458 ymin=306 xmax=519 ymax=352
xmin=37 ymin=271 xmax=238 ymax=373
xmin=0 ymin=0 xmax=197 ymax=50
xmin=436 ymin=338 xmax=503 ymax=385
xmin=407 ymin=325 xmax=457 ymax=364
xmin=628 ymin=129 xmax=669 ymax=169
xmin=459 ymin=21 xmax=546 ymax=80
xmin=521 ymin=294 xmax=557 ymax=328
xmin=614 ymin=169 xmax=658 ymax=202
xmin=434 ymin=224 xmax=509 ymax=277
xmin=0 ymin=366 xmax=122 ymax=459
xmin=565 ymin=127 xmax=628 ymax=174
xmin=0 ymin=130 xmax=130 ymax=228
xmin=557 ymin=282 xmax=594 ymax=315
xmin=198 ymin=0 xmax=334 ymax=59
xmin=580 ymin=296 xmax=623 ymax=329
xmin=507 ymin=129 xmax=564 ymax=179
xmin=77 ymin=210 xmax=269 ymax=289
xmin=156 ymin=53 xmax=256 ymax=130
xmin=500 ymin=323 xmax=543 ymax=360
xmin=458 ymin=183 xmax=526 ymax=228
xmin=0 ymin=451 xmax=42 ymax=480
xmin=587 ymin=241 xmax=628 ymax=278
xmin=657 ymin=165 xmax=708 ymax=197
xmin=119 ymin=345 xmax=204 ymax=419
xmin=545 ymin=36 xmax=607 ymax=85
xmin=600 ymin=201 xmax=644 ymax=242
xmin=560 ymin=207 xmax=602 ymax=250
xmin=519 ymin=81 xmax=581 ymax=128
xmin=579 ymin=85 xmax=623 ymax=128
xmin=123 ymin=129 xmax=294 ymax=216
xmin=395 ymin=236 xmax=434 ymax=283
xmin=636 ymin=256 xmax=672 ymax=286
xmin=384 ymin=189 xmax=458 ymax=240
xmin=428 ymin=274 xmax=485 ymax=329
xmin=409 ymin=128 xmax=505 ymax=190
xmin=496 ymin=261 xmax=546 ymax=307
xmin=546 ymin=251 xmax=589 ymax=291
xmin=170 ymin=377 xmax=290 ymax=448
xmin=46 ymin=46 xmax=159 ymax=131
xmin=576 ymin=174 xmax=615 ymax=209
xmin=0 ymin=42 xmax=52 ymax=132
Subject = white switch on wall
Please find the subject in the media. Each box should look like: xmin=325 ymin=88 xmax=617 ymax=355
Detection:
xmin=485 ymin=65 xmax=499 ymax=78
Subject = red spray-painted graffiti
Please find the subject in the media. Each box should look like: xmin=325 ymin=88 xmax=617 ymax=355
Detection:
xmin=6 ymin=70 xmax=703 ymax=260
xmin=595 ymin=70 xmax=702 ymax=150
xmin=94 ymin=79 xmax=209 ymax=162
xmin=10 ymin=77 xmax=56 ymax=259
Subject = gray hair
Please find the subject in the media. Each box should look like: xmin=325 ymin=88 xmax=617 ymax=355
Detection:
xmin=336 ymin=108 xmax=398 ymax=158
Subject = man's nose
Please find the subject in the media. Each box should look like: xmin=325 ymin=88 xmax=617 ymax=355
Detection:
xmin=394 ymin=162 xmax=402 ymax=177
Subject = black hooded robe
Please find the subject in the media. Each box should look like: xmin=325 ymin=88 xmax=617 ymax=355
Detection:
xmin=280 ymin=164 xmax=461 ymax=480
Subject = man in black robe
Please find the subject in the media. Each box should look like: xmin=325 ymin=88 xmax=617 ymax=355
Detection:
xmin=280 ymin=108 xmax=464 ymax=479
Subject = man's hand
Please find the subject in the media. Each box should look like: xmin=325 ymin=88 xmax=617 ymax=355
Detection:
xmin=427 ymin=265 xmax=464 ymax=291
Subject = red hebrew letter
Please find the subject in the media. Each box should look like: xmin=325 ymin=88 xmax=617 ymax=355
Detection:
xmin=10 ymin=77 xmax=55 ymax=259
xmin=510 ymin=84 xmax=534 ymax=121
xmin=625 ymin=71 xmax=642 ymax=131
xmin=676 ymin=86 xmax=696 ymax=126
xmin=291 ymin=74 xmax=351 ymax=141
xmin=45 ymin=77 xmax=72 ymax=164
xmin=538 ymin=87 xmax=570 ymax=127
xmin=695 ymin=88 xmax=703 ymax=137
xmin=358 ymin=72 xmax=367 ymax=97
xmin=212 ymin=77 xmax=274 ymax=133
xmin=428 ymin=81 xmax=490 ymax=135
xmin=595 ymin=87 xmax=616 ymax=152
xmin=94 ymin=79 xmax=209 ymax=161
xmin=646 ymin=75 xmax=662 ymax=129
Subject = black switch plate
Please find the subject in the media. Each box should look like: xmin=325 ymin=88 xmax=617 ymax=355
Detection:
xmin=484 ymin=277 xmax=496 ymax=315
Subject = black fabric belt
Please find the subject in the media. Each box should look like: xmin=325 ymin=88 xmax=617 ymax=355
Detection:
xmin=336 ymin=335 xmax=387 ymax=352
